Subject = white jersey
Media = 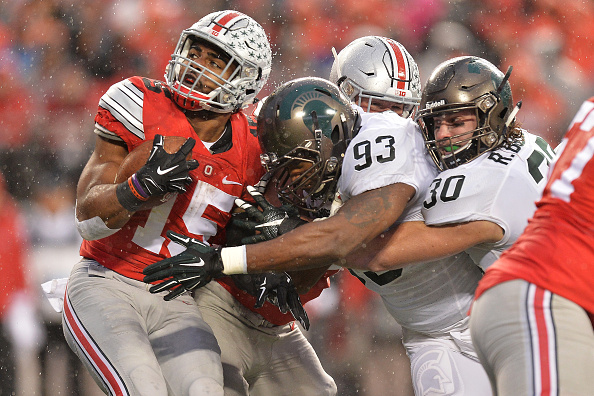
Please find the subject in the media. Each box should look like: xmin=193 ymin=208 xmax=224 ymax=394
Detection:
xmin=349 ymin=258 xmax=483 ymax=334
xmin=422 ymin=131 xmax=555 ymax=271
xmin=340 ymin=111 xmax=484 ymax=333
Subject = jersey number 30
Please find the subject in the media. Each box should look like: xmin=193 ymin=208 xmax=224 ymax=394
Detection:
xmin=423 ymin=140 xmax=553 ymax=209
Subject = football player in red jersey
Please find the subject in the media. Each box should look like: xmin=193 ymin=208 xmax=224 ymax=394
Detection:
xmin=470 ymin=97 xmax=594 ymax=395
xmin=64 ymin=10 xmax=276 ymax=396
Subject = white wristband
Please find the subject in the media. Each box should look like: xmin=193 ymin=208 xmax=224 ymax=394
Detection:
xmin=221 ymin=246 xmax=248 ymax=275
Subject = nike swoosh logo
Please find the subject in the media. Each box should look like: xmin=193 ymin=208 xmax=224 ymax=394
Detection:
xmin=255 ymin=219 xmax=284 ymax=229
xmin=222 ymin=176 xmax=242 ymax=185
xmin=156 ymin=165 xmax=179 ymax=175
xmin=179 ymin=259 xmax=205 ymax=267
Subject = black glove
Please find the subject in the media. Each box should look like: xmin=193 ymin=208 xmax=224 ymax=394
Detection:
xmin=253 ymin=272 xmax=310 ymax=330
xmin=225 ymin=172 xmax=274 ymax=246
xmin=225 ymin=211 xmax=257 ymax=247
xmin=143 ymin=230 xmax=223 ymax=301
xmin=136 ymin=134 xmax=199 ymax=195
xmin=232 ymin=185 xmax=307 ymax=244
xmin=117 ymin=135 xmax=199 ymax=212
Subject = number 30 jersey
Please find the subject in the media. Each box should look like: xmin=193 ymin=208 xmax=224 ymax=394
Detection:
xmin=422 ymin=131 xmax=555 ymax=271
xmin=80 ymin=77 xmax=264 ymax=281
xmin=342 ymin=111 xmax=484 ymax=333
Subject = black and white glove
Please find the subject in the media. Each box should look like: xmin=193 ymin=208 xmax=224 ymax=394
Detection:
xmin=143 ymin=230 xmax=223 ymax=301
xmin=253 ymin=272 xmax=310 ymax=330
xmin=232 ymin=185 xmax=307 ymax=244
xmin=253 ymin=171 xmax=272 ymax=194
xmin=225 ymin=173 xmax=274 ymax=246
xmin=117 ymin=134 xmax=199 ymax=211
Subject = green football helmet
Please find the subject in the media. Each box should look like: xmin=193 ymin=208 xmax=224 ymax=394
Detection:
xmin=416 ymin=56 xmax=518 ymax=170
xmin=257 ymin=77 xmax=360 ymax=213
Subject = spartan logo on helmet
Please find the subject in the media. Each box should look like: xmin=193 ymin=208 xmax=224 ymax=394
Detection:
xmin=416 ymin=56 xmax=521 ymax=170
xmin=258 ymin=77 xmax=360 ymax=214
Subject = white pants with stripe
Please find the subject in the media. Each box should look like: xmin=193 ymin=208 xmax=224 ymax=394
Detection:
xmin=402 ymin=317 xmax=492 ymax=396
xmin=470 ymin=279 xmax=594 ymax=396
xmin=62 ymin=259 xmax=224 ymax=396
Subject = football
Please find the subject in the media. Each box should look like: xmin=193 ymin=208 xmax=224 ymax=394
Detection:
xmin=115 ymin=135 xmax=193 ymax=210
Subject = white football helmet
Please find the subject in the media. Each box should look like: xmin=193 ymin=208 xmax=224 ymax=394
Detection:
xmin=165 ymin=10 xmax=272 ymax=113
xmin=329 ymin=36 xmax=421 ymax=117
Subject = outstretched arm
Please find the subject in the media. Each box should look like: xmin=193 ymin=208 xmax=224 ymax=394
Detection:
xmin=143 ymin=182 xmax=415 ymax=294
xmin=233 ymin=182 xmax=415 ymax=273
xmin=345 ymin=220 xmax=504 ymax=272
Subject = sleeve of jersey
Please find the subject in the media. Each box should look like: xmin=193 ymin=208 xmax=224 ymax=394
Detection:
xmin=421 ymin=166 xmax=511 ymax=238
xmin=338 ymin=114 xmax=430 ymax=200
xmin=94 ymin=77 xmax=146 ymax=146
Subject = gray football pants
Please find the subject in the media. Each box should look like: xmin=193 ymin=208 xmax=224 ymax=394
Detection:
xmin=470 ymin=279 xmax=594 ymax=396
xmin=62 ymin=259 xmax=224 ymax=396
xmin=402 ymin=318 xmax=492 ymax=396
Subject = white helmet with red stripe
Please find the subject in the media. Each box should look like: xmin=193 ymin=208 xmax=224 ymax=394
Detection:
xmin=329 ymin=36 xmax=421 ymax=117
xmin=165 ymin=10 xmax=272 ymax=113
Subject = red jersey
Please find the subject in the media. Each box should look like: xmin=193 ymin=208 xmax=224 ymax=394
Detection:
xmin=476 ymin=97 xmax=594 ymax=314
xmin=80 ymin=77 xmax=264 ymax=280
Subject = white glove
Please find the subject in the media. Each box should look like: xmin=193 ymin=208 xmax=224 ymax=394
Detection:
xmin=41 ymin=278 xmax=68 ymax=313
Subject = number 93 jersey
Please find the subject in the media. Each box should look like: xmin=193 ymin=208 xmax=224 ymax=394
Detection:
xmin=338 ymin=110 xmax=437 ymax=219
xmin=422 ymin=131 xmax=555 ymax=271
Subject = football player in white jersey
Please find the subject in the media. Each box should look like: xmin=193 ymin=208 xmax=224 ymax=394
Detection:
xmin=330 ymin=38 xmax=493 ymax=395
xmin=214 ymin=39 xmax=490 ymax=395
xmin=342 ymin=56 xmax=554 ymax=396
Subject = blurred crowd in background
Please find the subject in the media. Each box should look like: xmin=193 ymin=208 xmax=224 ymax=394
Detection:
xmin=0 ymin=0 xmax=592 ymax=395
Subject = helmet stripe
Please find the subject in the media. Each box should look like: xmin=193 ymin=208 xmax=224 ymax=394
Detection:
xmin=385 ymin=39 xmax=407 ymax=91
xmin=212 ymin=11 xmax=242 ymax=34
